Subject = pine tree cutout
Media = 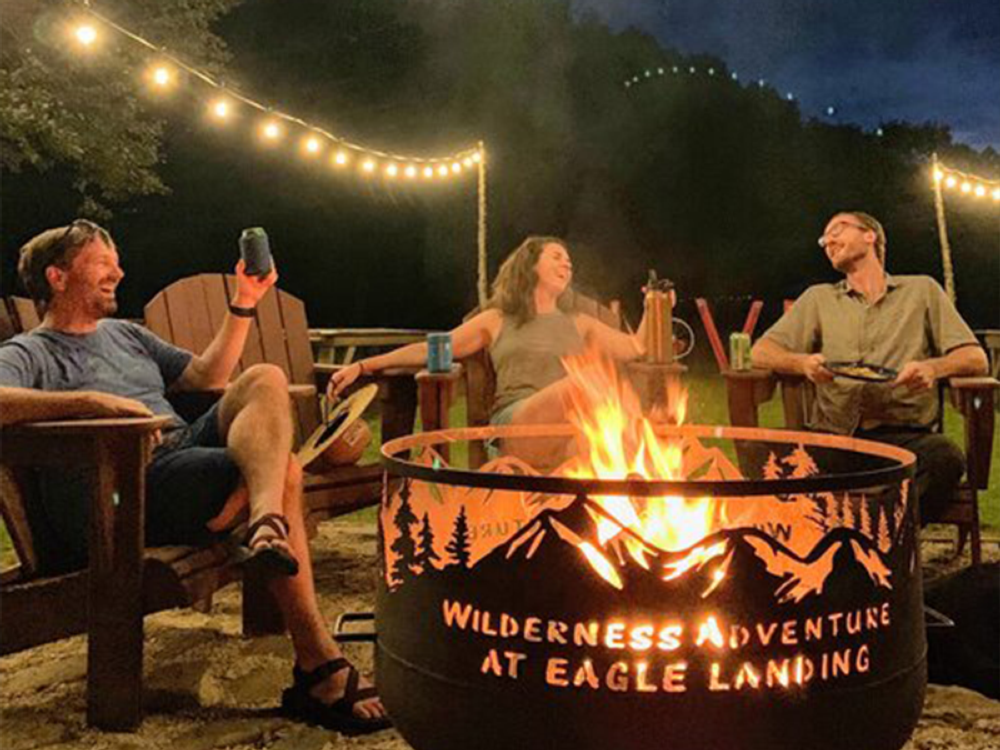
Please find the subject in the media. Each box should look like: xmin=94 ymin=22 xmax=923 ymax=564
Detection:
xmin=783 ymin=446 xmax=819 ymax=478
xmin=843 ymin=495 xmax=856 ymax=530
xmin=833 ymin=493 xmax=846 ymax=528
xmin=859 ymin=497 xmax=873 ymax=538
xmin=876 ymin=504 xmax=892 ymax=553
xmin=763 ymin=452 xmax=783 ymax=480
xmin=446 ymin=505 xmax=472 ymax=568
xmin=807 ymin=493 xmax=832 ymax=534
xmin=415 ymin=511 xmax=441 ymax=574
xmin=390 ymin=481 xmax=419 ymax=585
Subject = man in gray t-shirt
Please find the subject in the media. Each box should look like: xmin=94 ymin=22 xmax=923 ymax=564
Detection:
xmin=0 ymin=220 xmax=390 ymax=732
xmin=752 ymin=211 xmax=988 ymax=524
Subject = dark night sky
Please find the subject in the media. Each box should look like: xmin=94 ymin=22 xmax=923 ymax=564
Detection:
xmin=574 ymin=0 xmax=1000 ymax=149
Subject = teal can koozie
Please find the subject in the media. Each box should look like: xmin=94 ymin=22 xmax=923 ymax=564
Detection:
xmin=426 ymin=332 xmax=453 ymax=373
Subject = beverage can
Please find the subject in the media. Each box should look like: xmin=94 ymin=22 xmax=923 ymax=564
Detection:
xmin=426 ymin=332 xmax=453 ymax=373
xmin=730 ymin=332 xmax=752 ymax=371
xmin=239 ymin=227 xmax=273 ymax=277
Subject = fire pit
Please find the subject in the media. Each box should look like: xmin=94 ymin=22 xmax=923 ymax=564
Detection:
xmin=376 ymin=362 xmax=922 ymax=750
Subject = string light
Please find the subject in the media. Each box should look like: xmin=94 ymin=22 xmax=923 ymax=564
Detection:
xmin=261 ymin=121 xmax=282 ymax=141
xmin=74 ymin=24 xmax=98 ymax=46
xmin=64 ymin=4 xmax=482 ymax=185
xmin=933 ymin=162 xmax=1000 ymax=206
xmin=210 ymin=98 xmax=231 ymax=120
xmin=303 ymin=136 xmax=322 ymax=155
xmin=149 ymin=64 xmax=173 ymax=88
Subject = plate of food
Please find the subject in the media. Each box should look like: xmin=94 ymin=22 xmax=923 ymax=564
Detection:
xmin=823 ymin=361 xmax=898 ymax=382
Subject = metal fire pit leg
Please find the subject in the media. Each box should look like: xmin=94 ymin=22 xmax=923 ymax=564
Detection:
xmin=333 ymin=611 xmax=377 ymax=643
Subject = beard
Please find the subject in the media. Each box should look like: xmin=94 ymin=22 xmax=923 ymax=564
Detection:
xmin=92 ymin=292 xmax=118 ymax=318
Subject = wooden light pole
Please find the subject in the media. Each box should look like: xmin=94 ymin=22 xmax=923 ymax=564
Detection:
xmin=931 ymin=152 xmax=957 ymax=303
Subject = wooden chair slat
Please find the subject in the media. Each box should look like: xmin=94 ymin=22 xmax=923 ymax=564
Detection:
xmin=144 ymin=292 xmax=172 ymax=342
xmin=279 ymin=292 xmax=314 ymax=386
xmin=0 ymin=467 xmax=39 ymax=578
xmin=278 ymin=291 xmax=320 ymax=440
xmin=10 ymin=297 xmax=41 ymax=332
xmin=0 ymin=301 xmax=19 ymax=342
xmin=185 ymin=277 xmax=218 ymax=353
xmin=203 ymin=275 xmax=232 ymax=353
xmin=255 ymin=288 xmax=292 ymax=375
xmin=161 ymin=282 xmax=199 ymax=353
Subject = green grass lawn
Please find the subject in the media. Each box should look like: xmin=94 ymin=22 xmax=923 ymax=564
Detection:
xmin=360 ymin=373 xmax=999 ymax=529
xmin=3 ymin=374 xmax=996 ymax=566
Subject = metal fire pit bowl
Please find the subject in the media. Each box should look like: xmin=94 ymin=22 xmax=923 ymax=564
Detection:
xmin=377 ymin=423 xmax=921 ymax=750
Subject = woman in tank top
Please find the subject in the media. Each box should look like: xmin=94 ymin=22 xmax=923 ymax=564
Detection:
xmin=327 ymin=236 xmax=652 ymax=462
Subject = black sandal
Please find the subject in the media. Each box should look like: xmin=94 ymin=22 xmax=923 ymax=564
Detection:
xmin=241 ymin=513 xmax=299 ymax=578
xmin=281 ymin=657 xmax=393 ymax=736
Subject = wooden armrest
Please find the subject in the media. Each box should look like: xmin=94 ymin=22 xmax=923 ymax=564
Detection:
xmin=948 ymin=376 xmax=1000 ymax=390
xmin=947 ymin=376 xmax=997 ymax=490
xmin=415 ymin=364 xmax=464 ymax=384
xmin=2 ymin=414 xmax=172 ymax=438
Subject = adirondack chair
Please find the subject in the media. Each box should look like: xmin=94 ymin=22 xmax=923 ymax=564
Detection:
xmin=0 ymin=297 xmax=279 ymax=731
xmin=724 ymin=367 xmax=998 ymax=565
xmin=144 ymin=274 xmax=418 ymax=526
xmin=416 ymin=291 xmax=624 ymax=467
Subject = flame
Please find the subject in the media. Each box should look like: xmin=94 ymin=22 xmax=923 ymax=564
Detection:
xmin=559 ymin=350 xmax=728 ymax=586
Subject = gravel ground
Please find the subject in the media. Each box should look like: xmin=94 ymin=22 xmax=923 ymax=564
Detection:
xmin=2 ymin=521 xmax=997 ymax=750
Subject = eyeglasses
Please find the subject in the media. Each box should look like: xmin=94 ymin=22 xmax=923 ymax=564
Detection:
xmin=817 ymin=221 xmax=867 ymax=248
xmin=48 ymin=219 xmax=102 ymax=264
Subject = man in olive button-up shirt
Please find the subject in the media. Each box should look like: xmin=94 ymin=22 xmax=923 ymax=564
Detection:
xmin=753 ymin=211 xmax=988 ymax=524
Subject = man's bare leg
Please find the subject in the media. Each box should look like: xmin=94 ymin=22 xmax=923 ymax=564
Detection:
xmin=269 ymin=457 xmax=387 ymax=720
xmin=217 ymin=365 xmax=294 ymax=541
xmin=214 ymin=365 xmax=385 ymax=719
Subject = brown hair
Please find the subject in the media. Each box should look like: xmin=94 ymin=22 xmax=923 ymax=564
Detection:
xmin=487 ymin=236 xmax=574 ymax=326
xmin=843 ymin=211 xmax=887 ymax=266
xmin=17 ymin=220 xmax=111 ymax=305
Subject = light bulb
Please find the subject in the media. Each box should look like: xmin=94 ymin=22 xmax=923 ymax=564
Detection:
xmin=75 ymin=25 xmax=98 ymax=46
xmin=151 ymin=66 xmax=172 ymax=87
xmin=262 ymin=121 xmax=281 ymax=140
xmin=303 ymin=137 xmax=321 ymax=154
xmin=405 ymin=165 xmax=417 ymax=178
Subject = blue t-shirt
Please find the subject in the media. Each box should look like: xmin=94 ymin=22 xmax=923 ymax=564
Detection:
xmin=0 ymin=319 xmax=193 ymax=426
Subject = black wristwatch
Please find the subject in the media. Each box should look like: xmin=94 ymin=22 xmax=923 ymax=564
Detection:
xmin=229 ymin=304 xmax=256 ymax=318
